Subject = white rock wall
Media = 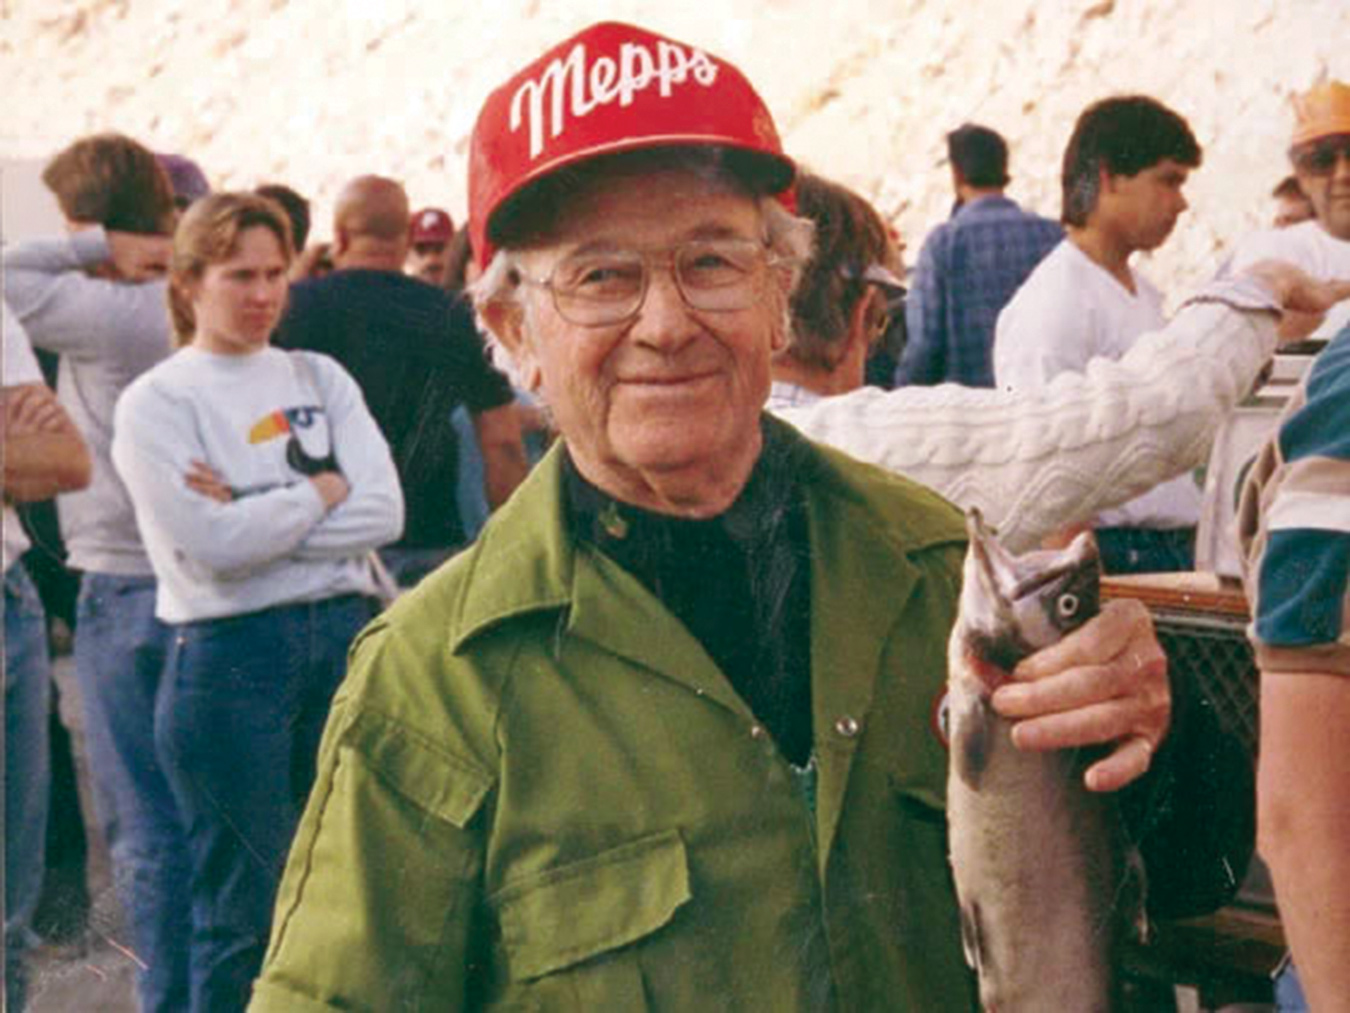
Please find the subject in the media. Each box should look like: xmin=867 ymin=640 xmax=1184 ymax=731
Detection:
xmin=5 ymin=0 xmax=1349 ymax=294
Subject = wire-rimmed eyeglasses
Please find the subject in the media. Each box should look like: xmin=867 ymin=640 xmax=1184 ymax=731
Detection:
xmin=514 ymin=237 xmax=787 ymax=328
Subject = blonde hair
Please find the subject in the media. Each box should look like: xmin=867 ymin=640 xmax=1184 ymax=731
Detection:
xmin=167 ymin=191 xmax=294 ymax=345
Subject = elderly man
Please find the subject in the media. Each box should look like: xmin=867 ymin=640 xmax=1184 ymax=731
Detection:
xmin=251 ymin=23 xmax=1348 ymax=1012
xmin=1233 ymin=81 xmax=1350 ymax=339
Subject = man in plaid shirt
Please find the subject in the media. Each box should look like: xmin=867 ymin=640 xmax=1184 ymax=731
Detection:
xmin=896 ymin=124 xmax=1061 ymax=388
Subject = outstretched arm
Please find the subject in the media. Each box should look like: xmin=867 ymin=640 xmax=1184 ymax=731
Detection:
xmin=778 ymin=268 xmax=1350 ymax=552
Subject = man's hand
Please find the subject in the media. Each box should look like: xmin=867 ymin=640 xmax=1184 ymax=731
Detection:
xmin=106 ymin=230 xmax=172 ymax=281
xmin=291 ymin=242 xmax=335 ymax=282
xmin=3 ymin=384 xmax=71 ymax=439
xmin=990 ymin=598 xmax=1171 ymax=793
xmin=1242 ymin=260 xmax=1350 ymax=343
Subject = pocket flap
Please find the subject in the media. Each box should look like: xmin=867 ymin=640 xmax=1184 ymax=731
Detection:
xmin=343 ymin=709 xmax=493 ymax=829
xmin=495 ymin=828 xmax=692 ymax=981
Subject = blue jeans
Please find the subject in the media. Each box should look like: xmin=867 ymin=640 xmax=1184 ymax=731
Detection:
xmin=74 ymin=572 xmax=188 ymax=1013
xmin=156 ymin=594 xmax=376 ymax=1013
xmin=5 ymin=565 xmax=51 ymax=1012
xmin=379 ymin=545 xmax=457 ymax=589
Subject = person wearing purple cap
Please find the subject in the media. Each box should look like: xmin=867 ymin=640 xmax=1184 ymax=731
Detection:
xmin=157 ymin=152 xmax=211 ymax=211
xmin=251 ymin=23 xmax=1347 ymax=1013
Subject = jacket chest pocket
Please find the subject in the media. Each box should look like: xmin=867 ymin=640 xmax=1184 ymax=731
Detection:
xmin=490 ymin=829 xmax=692 ymax=1009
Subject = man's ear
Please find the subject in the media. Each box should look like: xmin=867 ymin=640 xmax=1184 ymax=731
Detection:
xmin=848 ymin=288 xmax=887 ymax=352
xmin=479 ymin=299 xmax=542 ymax=391
xmin=331 ymin=225 xmax=352 ymax=262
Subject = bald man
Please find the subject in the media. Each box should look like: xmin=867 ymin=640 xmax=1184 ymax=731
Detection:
xmin=274 ymin=175 xmax=527 ymax=587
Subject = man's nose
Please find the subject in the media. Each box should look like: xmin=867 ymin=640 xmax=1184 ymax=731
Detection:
xmin=1332 ymin=150 xmax=1350 ymax=182
xmin=628 ymin=265 xmax=698 ymax=350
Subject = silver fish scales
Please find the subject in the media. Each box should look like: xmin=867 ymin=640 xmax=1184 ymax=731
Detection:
xmin=946 ymin=509 xmax=1143 ymax=1012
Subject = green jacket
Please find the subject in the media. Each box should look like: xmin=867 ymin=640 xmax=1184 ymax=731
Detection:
xmin=252 ymin=421 xmax=977 ymax=1011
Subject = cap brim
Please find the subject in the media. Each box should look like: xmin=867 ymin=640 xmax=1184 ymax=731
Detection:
xmin=487 ymin=133 xmax=795 ymax=247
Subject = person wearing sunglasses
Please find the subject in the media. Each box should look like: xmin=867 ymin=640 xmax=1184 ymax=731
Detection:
xmin=1232 ymin=81 xmax=1350 ymax=340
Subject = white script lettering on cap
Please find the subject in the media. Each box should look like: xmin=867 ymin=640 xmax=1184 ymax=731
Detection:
xmin=510 ymin=40 xmax=720 ymax=161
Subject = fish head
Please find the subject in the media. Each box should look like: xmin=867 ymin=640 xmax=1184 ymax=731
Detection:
xmin=955 ymin=509 xmax=1101 ymax=681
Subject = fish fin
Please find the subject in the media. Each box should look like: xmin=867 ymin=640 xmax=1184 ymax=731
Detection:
xmin=1122 ymin=843 xmax=1152 ymax=945
xmin=959 ymin=900 xmax=985 ymax=976
xmin=953 ymin=693 xmax=993 ymax=790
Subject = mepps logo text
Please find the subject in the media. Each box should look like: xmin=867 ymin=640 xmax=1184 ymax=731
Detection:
xmin=509 ymin=40 xmax=720 ymax=160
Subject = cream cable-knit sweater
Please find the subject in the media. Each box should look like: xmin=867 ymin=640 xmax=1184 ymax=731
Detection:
xmin=777 ymin=278 xmax=1281 ymax=552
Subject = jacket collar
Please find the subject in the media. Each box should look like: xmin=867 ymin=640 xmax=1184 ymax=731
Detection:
xmin=448 ymin=417 xmax=967 ymax=861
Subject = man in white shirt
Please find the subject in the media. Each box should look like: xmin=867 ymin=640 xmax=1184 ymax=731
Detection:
xmin=1232 ymin=81 xmax=1350 ymax=340
xmin=994 ymin=95 xmax=1203 ymax=573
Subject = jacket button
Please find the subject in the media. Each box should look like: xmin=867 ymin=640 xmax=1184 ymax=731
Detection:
xmin=834 ymin=715 xmax=860 ymax=738
xmin=749 ymin=724 xmax=767 ymax=740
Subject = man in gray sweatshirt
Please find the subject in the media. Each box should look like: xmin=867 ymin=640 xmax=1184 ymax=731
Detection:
xmin=3 ymin=133 xmax=188 ymax=1013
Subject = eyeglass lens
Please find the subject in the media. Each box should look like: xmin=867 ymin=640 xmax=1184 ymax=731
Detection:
xmin=551 ymin=239 xmax=769 ymax=325
xmin=1296 ymin=137 xmax=1350 ymax=176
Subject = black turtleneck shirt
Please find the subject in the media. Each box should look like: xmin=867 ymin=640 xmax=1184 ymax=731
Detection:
xmin=562 ymin=423 xmax=815 ymax=766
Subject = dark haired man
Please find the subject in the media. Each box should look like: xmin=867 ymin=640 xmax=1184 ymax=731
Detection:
xmin=895 ymin=124 xmax=1062 ymax=387
xmin=256 ymin=182 xmax=312 ymax=251
xmin=995 ymin=95 xmax=1203 ymax=574
xmin=3 ymin=132 xmax=189 ymax=1012
xmin=1233 ymin=81 xmax=1350 ymax=339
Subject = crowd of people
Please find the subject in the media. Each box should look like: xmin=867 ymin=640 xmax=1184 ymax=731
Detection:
xmin=4 ymin=19 xmax=1350 ymax=1013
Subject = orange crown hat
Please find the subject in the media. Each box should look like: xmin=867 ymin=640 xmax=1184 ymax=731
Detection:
xmin=467 ymin=21 xmax=796 ymax=270
xmin=1290 ymin=80 xmax=1350 ymax=148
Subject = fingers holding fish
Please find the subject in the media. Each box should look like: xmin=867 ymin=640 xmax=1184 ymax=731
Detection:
xmin=989 ymin=598 xmax=1171 ymax=791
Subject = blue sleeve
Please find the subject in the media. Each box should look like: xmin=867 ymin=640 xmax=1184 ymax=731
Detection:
xmin=1253 ymin=326 xmax=1350 ymax=652
xmin=895 ymin=232 xmax=947 ymax=387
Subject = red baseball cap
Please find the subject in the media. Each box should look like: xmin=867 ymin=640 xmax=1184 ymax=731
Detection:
xmin=467 ymin=21 xmax=795 ymax=268
xmin=410 ymin=207 xmax=454 ymax=244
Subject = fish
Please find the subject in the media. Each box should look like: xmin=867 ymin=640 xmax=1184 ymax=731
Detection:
xmin=946 ymin=509 xmax=1143 ymax=1012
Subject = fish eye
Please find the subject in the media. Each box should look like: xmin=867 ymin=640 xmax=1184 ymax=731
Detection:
xmin=1056 ymin=593 xmax=1080 ymax=619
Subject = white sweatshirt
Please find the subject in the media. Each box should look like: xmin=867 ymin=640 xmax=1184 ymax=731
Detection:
xmin=776 ymin=277 xmax=1280 ymax=553
xmin=112 ymin=346 xmax=404 ymax=622
xmin=3 ymin=227 xmax=173 ymax=575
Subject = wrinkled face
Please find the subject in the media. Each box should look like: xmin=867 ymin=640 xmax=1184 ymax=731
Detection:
xmin=407 ymin=240 xmax=450 ymax=284
xmin=1293 ymin=134 xmax=1350 ymax=240
xmin=188 ymin=226 xmax=289 ymax=355
xmin=497 ymin=166 xmax=789 ymax=508
xmin=1101 ymin=158 xmax=1191 ymax=252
